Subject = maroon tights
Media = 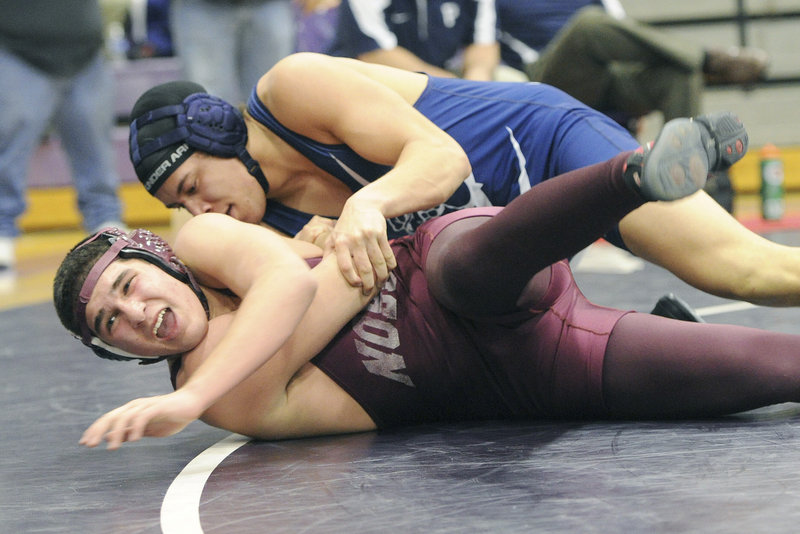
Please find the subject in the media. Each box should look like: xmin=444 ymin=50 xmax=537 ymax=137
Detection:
xmin=424 ymin=152 xmax=800 ymax=418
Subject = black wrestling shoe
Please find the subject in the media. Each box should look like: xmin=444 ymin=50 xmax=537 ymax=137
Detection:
xmin=650 ymin=293 xmax=705 ymax=323
xmin=624 ymin=112 xmax=748 ymax=201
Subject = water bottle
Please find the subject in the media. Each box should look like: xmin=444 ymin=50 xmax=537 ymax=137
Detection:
xmin=760 ymin=144 xmax=785 ymax=220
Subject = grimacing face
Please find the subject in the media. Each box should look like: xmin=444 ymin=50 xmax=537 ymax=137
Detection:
xmin=155 ymin=153 xmax=267 ymax=224
xmin=83 ymin=258 xmax=209 ymax=357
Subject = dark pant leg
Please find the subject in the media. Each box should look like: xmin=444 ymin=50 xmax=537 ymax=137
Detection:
xmin=604 ymin=313 xmax=800 ymax=417
xmin=528 ymin=6 xmax=703 ymax=118
xmin=424 ymin=151 xmax=643 ymax=318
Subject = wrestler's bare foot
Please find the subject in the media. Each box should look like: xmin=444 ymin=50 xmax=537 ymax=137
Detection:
xmin=624 ymin=112 xmax=748 ymax=201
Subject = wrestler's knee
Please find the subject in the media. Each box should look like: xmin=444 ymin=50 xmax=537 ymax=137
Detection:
xmin=425 ymin=238 xmax=481 ymax=315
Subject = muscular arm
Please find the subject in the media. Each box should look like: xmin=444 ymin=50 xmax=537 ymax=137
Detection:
xmin=260 ymin=53 xmax=471 ymax=291
xmin=80 ymin=214 xmax=322 ymax=448
xmin=620 ymin=191 xmax=800 ymax=306
xmin=168 ymin=214 xmax=321 ymax=411
xmin=186 ymin=251 xmax=377 ymax=439
xmin=178 ymin=219 xmax=378 ymax=439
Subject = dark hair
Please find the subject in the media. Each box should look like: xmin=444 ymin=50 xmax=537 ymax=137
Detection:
xmin=53 ymin=236 xmax=111 ymax=337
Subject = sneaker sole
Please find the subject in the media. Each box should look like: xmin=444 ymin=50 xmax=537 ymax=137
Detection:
xmin=640 ymin=118 xmax=709 ymax=201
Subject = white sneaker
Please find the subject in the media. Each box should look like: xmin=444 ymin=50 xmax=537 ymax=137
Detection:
xmin=0 ymin=236 xmax=15 ymax=271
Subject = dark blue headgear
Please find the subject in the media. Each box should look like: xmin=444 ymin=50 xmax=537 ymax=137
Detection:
xmin=129 ymin=81 xmax=270 ymax=195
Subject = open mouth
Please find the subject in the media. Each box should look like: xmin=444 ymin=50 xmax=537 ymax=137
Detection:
xmin=153 ymin=308 xmax=169 ymax=338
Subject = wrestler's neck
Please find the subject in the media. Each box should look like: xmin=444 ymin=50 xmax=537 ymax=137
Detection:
xmin=202 ymin=286 xmax=241 ymax=319
xmin=244 ymin=114 xmax=343 ymax=201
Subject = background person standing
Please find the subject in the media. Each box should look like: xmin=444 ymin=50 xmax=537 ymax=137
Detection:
xmin=0 ymin=0 xmax=126 ymax=273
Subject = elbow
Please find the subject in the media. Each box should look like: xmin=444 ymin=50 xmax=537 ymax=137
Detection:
xmin=296 ymin=269 xmax=319 ymax=306
xmin=453 ymin=145 xmax=472 ymax=180
xmin=267 ymin=258 xmax=318 ymax=310
xmin=436 ymin=141 xmax=472 ymax=203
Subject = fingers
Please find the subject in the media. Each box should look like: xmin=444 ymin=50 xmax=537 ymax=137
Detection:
xmin=79 ymin=405 xmax=140 ymax=450
xmin=363 ymin=233 xmax=397 ymax=291
xmin=329 ymin=203 xmax=396 ymax=294
xmin=79 ymin=392 xmax=200 ymax=450
xmin=80 ymin=410 xmax=134 ymax=450
xmin=79 ymin=399 xmax=166 ymax=450
xmin=353 ymin=242 xmax=378 ymax=294
xmin=332 ymin=231 xmax=396 ymax=294
xmin=334 ymin=239 xmax=362 ymax=289
xmin=295 ymin=216 xmax=335 ymax=248
xmin=379 ymin=233 xmax=397 ymax=271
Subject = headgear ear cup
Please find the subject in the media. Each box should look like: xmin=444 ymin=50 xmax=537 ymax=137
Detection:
xmin=181 ymin=94 xmax=248 ymax=155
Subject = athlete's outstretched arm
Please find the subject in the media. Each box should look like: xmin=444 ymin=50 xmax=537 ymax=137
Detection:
xmin=80 ymin=214 xmax=377 ymax=448
xmin=190 ymin=250 xmax=380 ymax=440
xmin=80 ymin=214 xmax=319 ymax=449
xmin=620 ymin=191 xmax=800 ymax=306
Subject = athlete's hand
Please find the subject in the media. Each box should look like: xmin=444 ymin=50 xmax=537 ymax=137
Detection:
xmin=325 ymin=200 xmax=396 ymax=294
xmin=79 ymin=390 xmax=204 ymax=450
xmin=294 ymin=215 xmax=336 ymax=250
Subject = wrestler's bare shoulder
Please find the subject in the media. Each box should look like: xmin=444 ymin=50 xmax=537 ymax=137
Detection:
xmin=263 ymin=52 xmax=429 ymax=105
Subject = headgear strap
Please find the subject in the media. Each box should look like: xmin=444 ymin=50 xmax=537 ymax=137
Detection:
xmin=75 ymin=236 xmax=128 ymax=345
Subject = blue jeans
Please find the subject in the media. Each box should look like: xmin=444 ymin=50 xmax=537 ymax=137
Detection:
xmin=0 ymin=48 xmax=122 ymax=237
xmin=171 ymin=0 xmax=295 ymax=105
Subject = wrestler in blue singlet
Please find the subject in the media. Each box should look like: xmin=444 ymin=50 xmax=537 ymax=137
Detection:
xmin=247 ymin=77 xmax=638 ymax=240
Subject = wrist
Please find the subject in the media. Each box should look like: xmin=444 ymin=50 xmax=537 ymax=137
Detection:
xmin=345 ymin=190 xmax=387 ymax=216
xmin=176 ymin=380 xmax=217 ymax=415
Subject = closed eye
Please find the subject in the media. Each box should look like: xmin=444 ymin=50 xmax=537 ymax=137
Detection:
xmin=105 ymin=273 xmax=134 ymax=334
xmin=166 ymin=178 xmax=198 ymax=210
xmin=177 ymin=176 xmax=198 ymax=198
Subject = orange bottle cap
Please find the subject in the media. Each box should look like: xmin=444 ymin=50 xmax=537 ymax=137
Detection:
xmin=760 ymin=143 xmax=781 ymax=158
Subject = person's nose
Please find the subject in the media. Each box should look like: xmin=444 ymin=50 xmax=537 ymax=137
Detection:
xmin=118 ymin=299 xmax=146 ymax=328
xmin=184 ymin=198 xmax=214 ymax=215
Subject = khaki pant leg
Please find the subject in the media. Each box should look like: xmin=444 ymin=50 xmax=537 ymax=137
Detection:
xmin=526 ymin=6 xmax=704 ymax=118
